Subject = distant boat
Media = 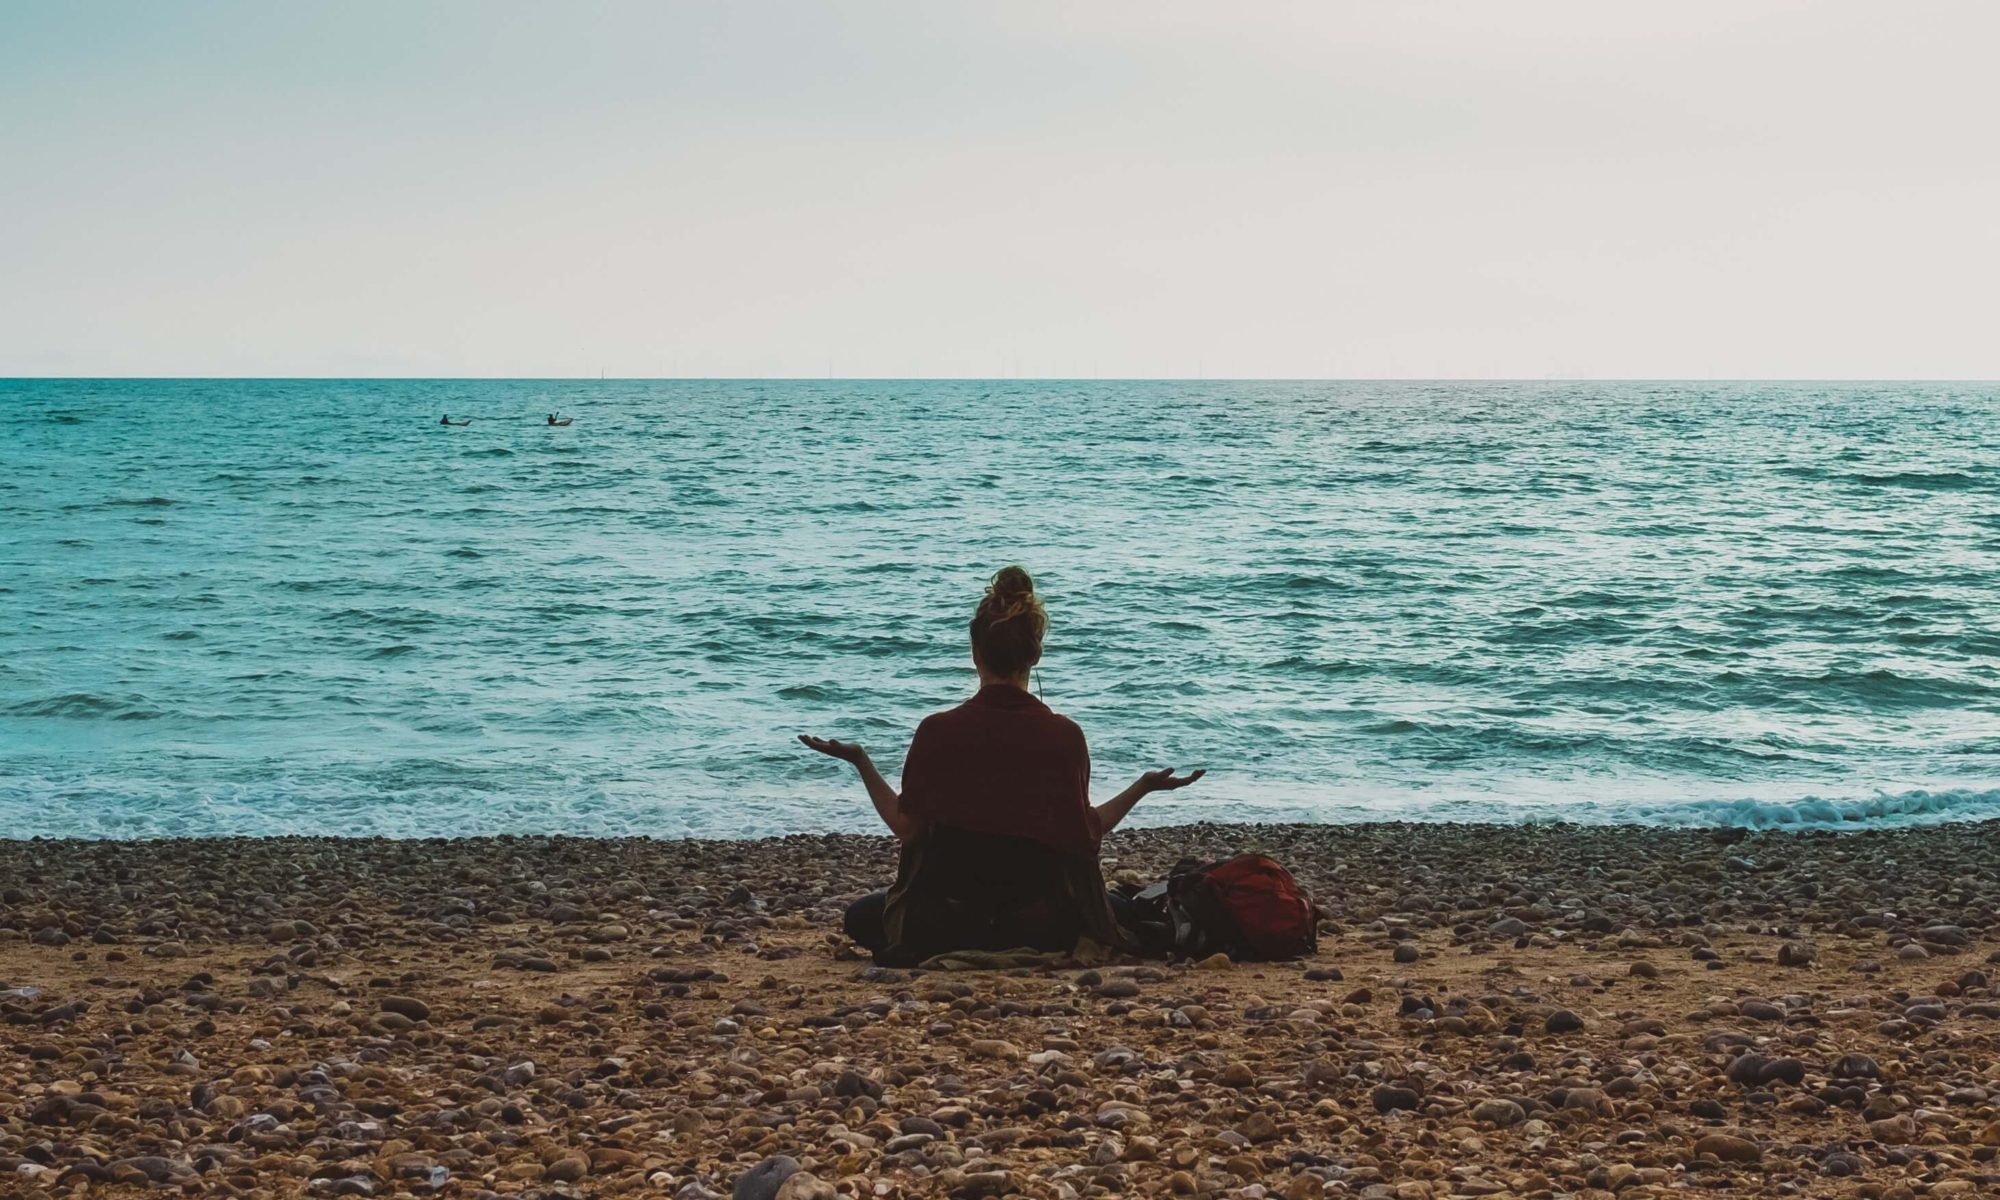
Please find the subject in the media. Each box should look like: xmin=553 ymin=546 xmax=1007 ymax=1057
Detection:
xmin=546 ymin=413 xmax=573 ymax=427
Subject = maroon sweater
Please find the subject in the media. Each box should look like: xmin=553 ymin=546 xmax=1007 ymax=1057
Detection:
xmin=898 ymin=684 xmax=1097 ymax=854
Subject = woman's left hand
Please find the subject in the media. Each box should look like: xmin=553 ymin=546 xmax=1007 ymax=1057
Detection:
xmin=1140 ymin=767 xmax=1205 ymax=793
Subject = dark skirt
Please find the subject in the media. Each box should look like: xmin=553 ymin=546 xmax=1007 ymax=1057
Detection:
xmin=858 ymin=824 xmax=1134 ymax=965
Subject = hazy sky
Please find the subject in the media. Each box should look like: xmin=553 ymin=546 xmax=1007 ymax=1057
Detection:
xmin=4 ymin=1 xmax=1997 ymax=378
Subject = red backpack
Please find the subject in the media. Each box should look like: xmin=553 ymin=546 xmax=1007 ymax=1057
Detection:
xmin=1166 ymin=854 xmax=1318 ymax=961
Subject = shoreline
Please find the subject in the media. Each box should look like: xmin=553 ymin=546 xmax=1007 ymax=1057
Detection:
xmin=6 ymin=821 xmax=2000 ymax=1198
xmin=9 ymin=766 xmax=2000 ymax=846
xmin=7 ymin=803 xmax=2000 ymax=847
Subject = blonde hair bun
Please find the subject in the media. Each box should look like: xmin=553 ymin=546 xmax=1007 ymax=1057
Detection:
xmin=971 ymin=565 xmax=1047 ymax=674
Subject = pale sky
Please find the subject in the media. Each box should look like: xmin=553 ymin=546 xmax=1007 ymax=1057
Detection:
xmin=3 ymin=1 xmax=1997 ymax=379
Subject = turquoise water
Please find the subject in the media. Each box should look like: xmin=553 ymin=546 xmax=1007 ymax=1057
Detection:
xmin=3 ymin=379 xmax=1997 ymax=839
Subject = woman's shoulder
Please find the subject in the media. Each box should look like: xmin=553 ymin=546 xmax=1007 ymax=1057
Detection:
xmin=1042 ymin=707 xmax=1088 ymax=746
xmin=911 ymin=703 xmax=971 ymax=739
xmin=919 ymin=698 xmax=974 ymax=724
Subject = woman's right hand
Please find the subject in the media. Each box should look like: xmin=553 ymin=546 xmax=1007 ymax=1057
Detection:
xmin=798 ymin=734 xmax=870 ymax=766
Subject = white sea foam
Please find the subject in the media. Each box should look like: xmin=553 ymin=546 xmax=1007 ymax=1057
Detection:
xmin=4 ymin=775 xmax=1998 ymax=841
xmin=1621 ymin=786 xmax=2000 ymax=829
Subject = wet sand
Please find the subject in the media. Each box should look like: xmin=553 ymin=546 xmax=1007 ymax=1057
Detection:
xmin=4 ymin=822 xmax=2000 ymax=1199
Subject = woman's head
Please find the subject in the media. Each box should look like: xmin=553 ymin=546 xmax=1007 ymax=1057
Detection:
xmin=969 ymin=565 xmax=1046 ymax=681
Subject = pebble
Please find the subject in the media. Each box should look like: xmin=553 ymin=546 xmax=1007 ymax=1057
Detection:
xmin=734 ymin=1155 xmax=802 ymax=1200
xmin=3 ymin=824 xmax=1996 ymax=1200
xmin=1694 ymin=1133 xmax=1763 ymax=1163
xmin=380 ymin=994 xmax=431 ymax=1021
xmin=773 ymin=1174 xmax=836 ymax=1200
xmin=1471 ymin=1098 xmax=1526 ymax=1126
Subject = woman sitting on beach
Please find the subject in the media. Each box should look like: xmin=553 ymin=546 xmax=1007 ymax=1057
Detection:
xmin=799 ymin=566 xmax=1202 ymax=965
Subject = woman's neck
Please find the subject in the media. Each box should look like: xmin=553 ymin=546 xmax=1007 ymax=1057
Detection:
xmin=976 ymin=670 xmax=1032 ymax=691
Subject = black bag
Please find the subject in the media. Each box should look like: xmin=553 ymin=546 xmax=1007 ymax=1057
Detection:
xmin=1113 ymin=878 xmax=1177 ymax=957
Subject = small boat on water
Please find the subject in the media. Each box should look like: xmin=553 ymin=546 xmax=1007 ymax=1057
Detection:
xmin=546 ymin=413 xmax=573 ymax=427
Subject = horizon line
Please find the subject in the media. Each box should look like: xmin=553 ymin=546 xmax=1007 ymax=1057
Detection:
xmin=7 ymin=375 xmax=2000 ymax=385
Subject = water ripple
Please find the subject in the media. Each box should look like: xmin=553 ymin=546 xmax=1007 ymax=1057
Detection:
xmin=1 ymin=378 xmax=1997 ymax=838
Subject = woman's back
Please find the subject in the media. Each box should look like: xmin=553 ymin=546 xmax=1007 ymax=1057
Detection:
xmin=899 ymin=683 xmax=1094 ymax=853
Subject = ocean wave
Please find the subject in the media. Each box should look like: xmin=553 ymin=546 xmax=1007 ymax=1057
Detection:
xmin=828 ymin=634 xmax=930 ymax=657
xmin=6 ymin=777 xmax=1997 ymax=841
xmin=1260 ymin=655 xmax=1366 ymax=677
xmin=6 ymin=691 xmax=165 ymax=720
xmin=1847 ymin=470 xmax=1985 ymax=491
xmin=1235 ymin=572 xmax=1354 ymax=594
xmin=1485 ymin=614 xmax=1636 ymax=645
xmin=1627 ymin=787 xmax=2000 ymax=830
xmin=1714 ymin=667 xmax=1992 ymax=710
xmin=1128 ymin=784 xmax=2000 ymax=834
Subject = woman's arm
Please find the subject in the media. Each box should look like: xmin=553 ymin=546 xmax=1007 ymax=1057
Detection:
xmin=797 ymin=735 xmax=919 ymax=842
xmin=1092 ymin=767 xmax=1206 ymax=838
xmin=851 ymin=753 xmax=913 ymax=841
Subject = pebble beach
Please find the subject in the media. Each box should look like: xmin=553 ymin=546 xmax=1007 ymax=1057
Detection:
xmin=6 ymin=822 xmax=2000 ymax=1200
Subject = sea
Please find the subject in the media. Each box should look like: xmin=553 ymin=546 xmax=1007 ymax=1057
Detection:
xmin=3 ymin=379 xmax=1997 ymax=840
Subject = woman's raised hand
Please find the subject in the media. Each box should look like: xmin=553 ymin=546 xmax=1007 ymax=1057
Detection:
xmin=798 ymin=734 xmax=870 ymax=765
xmin=1140 ymin=767 xmax=1206 ymax=792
